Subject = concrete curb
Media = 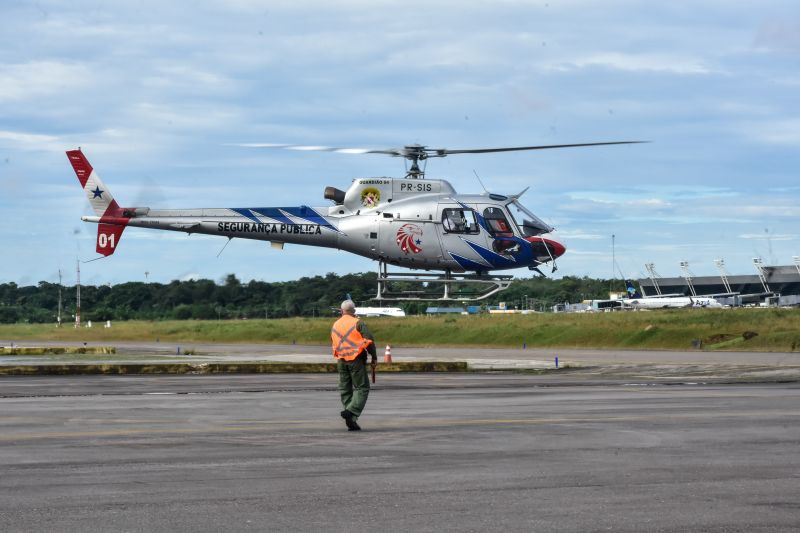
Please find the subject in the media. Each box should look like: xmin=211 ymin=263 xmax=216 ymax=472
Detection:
xmin=1 ymin=346 xmax=116 ymax=355
xmin=0 ymin=361 xmax=469 ymax=376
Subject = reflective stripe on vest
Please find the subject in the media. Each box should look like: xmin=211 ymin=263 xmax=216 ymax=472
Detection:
xmin=331 ymin=315 xmax=372 ymax=361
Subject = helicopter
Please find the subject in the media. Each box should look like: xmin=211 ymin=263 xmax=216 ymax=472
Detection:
xmin=67 ymin=141 xmax=643 ymax=300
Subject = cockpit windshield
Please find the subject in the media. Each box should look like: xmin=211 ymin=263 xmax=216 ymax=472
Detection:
xmin=506 ymin=200 xmax=553 ymax=236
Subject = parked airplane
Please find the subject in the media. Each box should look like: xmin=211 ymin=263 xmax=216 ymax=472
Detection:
xmin=623 ymin=281 xmax=722 ymax=309
xmin=355 ymin=307 xmax=406 ymax=317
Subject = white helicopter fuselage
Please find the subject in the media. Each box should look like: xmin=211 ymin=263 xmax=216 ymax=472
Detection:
xmin=73 ymin=149 xmax=566 ymax=275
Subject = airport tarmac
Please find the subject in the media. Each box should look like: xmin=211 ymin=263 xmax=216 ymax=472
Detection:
xmin=3 ymin=340 xmax=800 ymax=368
xmin=1 ymin=373 xmax=798 ymax=532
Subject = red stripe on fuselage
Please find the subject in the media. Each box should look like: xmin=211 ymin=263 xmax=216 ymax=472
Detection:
xmin=66 ymin=149 xmax=93 ymax=188
xmin=100 ymin=200 xmax=127 ymax=223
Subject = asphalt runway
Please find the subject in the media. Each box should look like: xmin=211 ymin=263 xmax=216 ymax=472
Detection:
xmin=1 ymin=374 xmax=798 ymax=532
xmin=4 ymin=340 xmax=800 ymax=367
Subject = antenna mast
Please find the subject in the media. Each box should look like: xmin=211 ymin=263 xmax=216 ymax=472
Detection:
xmin=75 ymin=259 xmax=81 ymax=328
xmin=752 ymin=257 xmax=771 ymax=293
xmin=612 ymin=234 xmax=615 ymax=277
xmin=680 ymin=261 xmax=697 ymax=297
xmin=713 ymin=259 xmax=732 ymax=294
xmin=57 ymin=269 xmax=63 ymax=327
xmin=611 ymin=234 xmax=616 ymax=293
xmin=644 ymin=262 xmax=662 ymax=296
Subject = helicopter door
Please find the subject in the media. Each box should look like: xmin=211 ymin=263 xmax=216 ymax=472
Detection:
xmin=377 ymin=211 xmax=440 ymax=268
xmin=480 ymin=205 xmax=520 ymax=256
xmin=437 ymin=204 xmax=484 ymax=270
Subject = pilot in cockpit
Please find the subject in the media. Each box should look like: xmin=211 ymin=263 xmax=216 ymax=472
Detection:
xmin=445 ymin=210 xmax=467 ymax=232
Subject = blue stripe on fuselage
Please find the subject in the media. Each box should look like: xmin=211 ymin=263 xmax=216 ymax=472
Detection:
xmin=232 ymin=206 xmax=337 ymax=232
xmin=279 ymin=206 xmax=336 ymax=230
xmin=449 ymin=252 xmax=490 ymax=272
xmin=453 ymin=201 xmax=539 ymax=269
xmin=463 ymin=239 xmax=518 ymax=269
xmin=230 ymin=208 xmax=262 ymax=224
xmin=248 ymin=207 xmax=295 ymax=225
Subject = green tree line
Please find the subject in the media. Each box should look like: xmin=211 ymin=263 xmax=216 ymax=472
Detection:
xmin=0 ymin=273 xmax=623 ymax=323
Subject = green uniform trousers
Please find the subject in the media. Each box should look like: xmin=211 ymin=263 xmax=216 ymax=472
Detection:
xmin=337 ymin=352 xmax=370 ymax=419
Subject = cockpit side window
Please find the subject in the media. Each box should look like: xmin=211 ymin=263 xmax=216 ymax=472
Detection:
xmin=483 ymin=206 xmax=518 ymax=255
xmin=441 ymin=208 xmax=479 ymax=234
xmin=482 ymin=207 xmax=513 ymax=237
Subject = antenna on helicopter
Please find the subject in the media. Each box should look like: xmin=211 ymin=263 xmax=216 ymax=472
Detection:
xmin=217 ymin=237 xmax=233 ymax=258
xmin=472 ymin=170 xmax=488 ymax=194
xmin=508 ymin=187 xmax=530 ymax=200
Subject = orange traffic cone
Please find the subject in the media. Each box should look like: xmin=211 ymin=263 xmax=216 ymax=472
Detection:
xmin=384 ymin=344 xmax=392 ymax=364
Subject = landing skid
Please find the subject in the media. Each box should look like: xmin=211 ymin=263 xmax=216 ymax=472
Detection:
xmin=374 ymin=261 xmax=514 ymax=301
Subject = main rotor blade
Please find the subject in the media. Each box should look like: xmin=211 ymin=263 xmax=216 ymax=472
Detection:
xmin=230 ymin=143 xmax=402 ymax=156
xmin=438 ymin=141 xmax=648 ymax=156
xmin=230 ymin=140 xmax=648 ymax=160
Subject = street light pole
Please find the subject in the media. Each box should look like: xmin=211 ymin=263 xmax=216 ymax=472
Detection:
xmin=57 ymin=269 xmax=63 ymax=327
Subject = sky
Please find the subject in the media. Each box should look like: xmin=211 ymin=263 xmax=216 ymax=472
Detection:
xmin=1 ymin=0 xmax=799 ymax=287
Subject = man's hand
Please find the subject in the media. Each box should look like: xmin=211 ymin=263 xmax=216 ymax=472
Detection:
xmin=371 ymin=356 xmax=377 ymax=365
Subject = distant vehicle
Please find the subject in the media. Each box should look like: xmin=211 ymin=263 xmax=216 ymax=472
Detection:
xmin=623 ymin=280 xmax=722 ymax=309
xmin=355 ymin=307 xmax=406 ymax=317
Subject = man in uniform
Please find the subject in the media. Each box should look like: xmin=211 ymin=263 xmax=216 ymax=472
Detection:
xmin=331 ymin=300 xmax=377 ymax=431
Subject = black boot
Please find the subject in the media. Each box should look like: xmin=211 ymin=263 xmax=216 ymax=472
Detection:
xmin=341 ymin=410 xmax=361 ymax=431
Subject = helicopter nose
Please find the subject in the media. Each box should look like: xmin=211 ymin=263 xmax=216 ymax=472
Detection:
xmin=544 ymin=237 xmax=566 ymax=258
xmin=525 ymin=236 xmax=566 ymax=262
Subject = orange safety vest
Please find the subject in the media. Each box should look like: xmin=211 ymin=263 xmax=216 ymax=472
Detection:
xmin=331 ymin=314 xmax=373 ymax=361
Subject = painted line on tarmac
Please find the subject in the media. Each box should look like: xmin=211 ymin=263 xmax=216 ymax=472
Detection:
xmin=1 ymin=410 xmax=798 ymax=442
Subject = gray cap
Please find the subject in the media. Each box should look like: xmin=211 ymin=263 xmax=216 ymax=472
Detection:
xmin=340 ymin=300 xmax=356 ymax=314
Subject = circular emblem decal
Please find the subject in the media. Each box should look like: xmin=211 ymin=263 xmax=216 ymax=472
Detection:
xmin=396 ymin=223 xmax=423 ymax=254
xmin=360 ymin=187 xmax=381 ymax=208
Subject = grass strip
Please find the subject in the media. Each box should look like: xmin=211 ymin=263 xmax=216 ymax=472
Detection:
xmin=1 ymin=309 xmax=799 ymax=352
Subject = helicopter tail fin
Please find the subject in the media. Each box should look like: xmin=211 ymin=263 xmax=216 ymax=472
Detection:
xmin=67 ymin=149 xmax=129 ymax=257
xmin=94 ymin=223 xmax=126 ymax=257
xmin=67 ymin=149 xmax=122 ymax=218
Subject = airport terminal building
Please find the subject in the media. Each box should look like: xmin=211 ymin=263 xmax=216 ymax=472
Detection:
xmin=637 ymin=264 xmax=800 ymax=306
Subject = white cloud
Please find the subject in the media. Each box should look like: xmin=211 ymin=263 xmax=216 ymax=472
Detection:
xmin=735 ymin=205 xmax=800 ymax=217
xmin=0 ymin=130 xmax=60 ymax=147
xmin=0 ymin=61 xmax=93 ymax=101
xmin=549 ymin=52 xmax=713 ymax=75
xmin=560 ymin=192 xmax=674 ymax=216
xmin=637 ymin=243 xmax=701 ymax=252
xmin=753 ymin=18 xmax=800 ymax=51
xmin=554 ymin=230 xmax=605 ymax=240
xmin=128 ymin=102 xmax=240 ymax=131
xmin=738 ymin=118 xmax=800 ymax=145
xmin=560 ymin=249 xmax=606 ymax=257
xmin=739 ymin=233 xmax=796 ymax=241
xmin=141 ymin=64 xmax=238 ymax=94
xmin=624 ymin=198 xmax=672 ymax=209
